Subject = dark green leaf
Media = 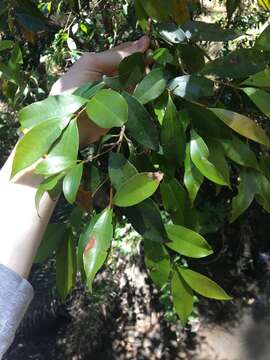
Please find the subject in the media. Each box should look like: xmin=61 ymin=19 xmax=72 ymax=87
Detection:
xmin=255 ymin=24 xmax=270 ymax=51
xmin=134 ymin=0 xmax=148 ymax=31
xmin=12 ymin=117 xmax=69 ymax=177
xmin=171 ymin=269 xmax=194 ymax=325
xmin=86 ymin=89 xmax=128 ymax=128
xmin=242 ymin=68 xmax=270 ymax=88
xmin=119 ymin=52 xmax=145 ymax=87
xmin=113 ymin=172 xmax=163 ymax=207
xmin=35 ymin=224 xmax=67 ymax=263
xmin=166 ymin=224 xmax=213 ymax=258
xmin=63 ymin=163 xmax=83 ymax=204
xmin=243 ymin=87 xmax=270 ymax=118
xmin=226 ymin=0 xmax=240 ymax=21
xmin=206 ymin=138 xmax=230 ymax=186
xmin=56 ymin=233 xmax=77 ymax=300
xmin=168 ymin=75 xmax=214 ymax=100
xmin=220 ymin=135 xmax=259 ymax=170
xmin=211 ymin=108 xmax=270 ymax=147
xmin=123 ymin=199 xmax=167 ymax=242
xmin=182 ymin=21 xmax=241 ymax=42
xmin=0 ymin=40 xmax=14 ymax=51
xmin=108 ymin=153 xmax=137 ymax=190
xmin=160 ymin=180 xmax=185 ymax=225
xmin=73 ymin=80 xmax=105 ymax=99
xmin=190 ymin=130 xmax=229 ymax=186
xmin=201 ymin=49 xmax=270 ymax=79
xmin=19 ymin=95 xmax=86 ymax=129
xmin=122 ymin=92 xmax=159 ymax=151
xmin=83 ymin=208 xmax=113 ymax=291
xmin=179 ymin=268 xmax=232 ymax=300
xmin=152 ymin=48 xmax=175 ymax=66
xmin=179 ymin=44 xmax=205 ymax=74
xmin=184 ymin=143 xmax=204 ymax=205
xmin=144 ymin=240 xmax=171 ymax=289
xmin=161 ymin=95 xmax=186 ymax=167
xmin=134 ymin=68 xmax=167 ymax=104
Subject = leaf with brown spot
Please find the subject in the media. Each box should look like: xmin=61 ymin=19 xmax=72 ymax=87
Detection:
xmin=83 ymin=208 xmax=113 ymax=291
xmin=76 ymin=185 xmax=92 ymax=212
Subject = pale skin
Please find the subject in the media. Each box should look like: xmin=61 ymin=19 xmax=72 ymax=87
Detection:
xmin=0 ymin=36 xmax=150 ymax=279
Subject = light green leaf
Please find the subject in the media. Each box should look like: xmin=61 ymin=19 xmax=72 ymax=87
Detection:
xmin=134 ymin=68 xmax=167 ymax=104
xmin=206 ymin=138 xmax=230 ymax=186
xmin=86 ymin=89 xmax=128 ymax=128
xmin=12 ymin=117 xmax=68 ymax=178
xmin=220 ymin=135 xmax=259 ymax=170
xmin=73 ymin=80 xmax=105 ymax=99
xmin=211 ymin=108 xmax=270 ymax=148
xmin=242 ymin=87 xmax=270 ymax=118
xmin=190 ymin=130 xmax=229 ymax=186
xmin=19 ymin=95 xmax=86 ymax=129
xmin=144 ymin=240 xmax=171 ymax=289
xmin=171 ymin=269 xmax=194 ymax=326
xmin=35 ymin=223 xmax=67 ymax=263
xmin=166 ymin=224 xmax=213 ymax=258
xmin=56 ymin=233 xmax=77 ymax=301
xmin=122 ymin=92 xmax=159 ymax=151
xmin=113 ymin=172 xmax=163 ymax=207
xmin=83 ymin=208 xmax=113 ymax=291
xmin=0 ymin=40 xmax=14 ymax=51
xmin=161 ymin=95 xmax=186 ymax=167
xmin=242 ymin=68 xmax=270 ymax=88
xmin=108 ymin=152 xmax=137 ymax=190
xmin=35 ymin=156 xmax=76 ymax=176
xmin=123 ymin=199 xmax=168 ymax=243
xmin=184 ymin=143 xmax=204 ymax=205
xmin=63 ymin=162 xmax=83 ymax=204
xmin=35 ymin=172 xmax=64 ymax=210
xmin=179 ymin=268 xmax=232 ymax=300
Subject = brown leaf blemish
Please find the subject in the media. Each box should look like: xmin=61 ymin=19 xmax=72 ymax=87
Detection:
xmin=84 ymin=236 xmax=96 ymax=255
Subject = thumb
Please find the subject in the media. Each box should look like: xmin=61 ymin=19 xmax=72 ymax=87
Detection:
xmin=91 ymin=35 xmax=150 ymax=76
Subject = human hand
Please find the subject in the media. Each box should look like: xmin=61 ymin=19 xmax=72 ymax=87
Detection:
xmin=50 ymin=36 xmax=150 ymax=146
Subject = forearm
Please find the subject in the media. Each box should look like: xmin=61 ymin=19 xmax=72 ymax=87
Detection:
xmin=0 ymin=150 xmax=58 ymax=279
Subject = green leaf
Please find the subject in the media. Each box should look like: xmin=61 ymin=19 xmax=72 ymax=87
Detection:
xmin=160 ymin=180 xmax=185 ymax=225
xmin=179 ymin=268 xmax=232 ymax=300
xmin=161 ymin=95 xmax=186 ymax=167
xmin=231 ymin=169 xmax=257 ymax=222
xmin=178 ymin=44 xmax=205 ymax=74
xmin=108 ymin=153 xmax=137 ymax=190
xmin=119 ymin=52 xmax=145 ymax=87
xmin=190 ymin=130 xmax=229 ymax=186
xmin=73 ymin=80 xmax=105 ymax=98
xmin=156 ymin=23 xmax=186 ymax=44
xmin=165 ymin=224 xmax=213 ymax=258
xmin=220 ymin=136 xmax=259 ymax=170
xmin=182 ymin=21 xmax=241 ymax=42
xmin=188 ymin=103 xmax=231 ymax=139
xmin=35 ymin=172 xmax=64 ymax=210
xmin=171 ymin=270 xmax=194 ymax=326
xmin=201 ymin=49 xmax=270 ymax=79
xmin=63 ymin=163 xmax=83 ymax=204
xmin=184 ymin=143 xmax=204 ymax=205
xmin=134 ymin=0 xmax=148 ymax=31
xmin=83 ymin=208 xmax=113 ymax=291
xmin=0 ymin=40 xmax=14 ymax=51
xmin=255 ymin=172 xmax=270 ymax=213
xmin=12 ymin=117 xmax=68 ymax=178
xmin=206 ymin=138 xmax=230 ymax=186
xmin=35 ymin=223 xmax=67 ymax=263
xmin=56 ymin=232 xmax=77 ymax=300
xmin=138 ymin=0 xmax=171 ymax=21
xmin=35 ymin=119 xmax=79 ymax=176
xmin=86 ymin=89 xmax=128 ymax=129
xmin=123 ymin=199 xmax=168 ymax=242
xmin=19 ymin=95 xmax=86 ymax=129
xmin=134 ymin=68 xmax=167 ymax=104
xmin=226 ymin=0 xmax=240 ymax=21
xmin=113 ymin=172 xmax=163 ymax=207
xmin=242 ymin=68 xmax=270 ymax=88
xmin=35 ymin=156 xmax=76 ymax=176
xmin=242 ymin=87 xmax=270 ymax=118
xmin=122 ymin=92 xmax=159 ymax=151
xmin=152 ymin=48 xmax=175 ymax=66
xmin=103 ymin=75 xmax=124 ymax=91
xmin=169 ymin=75 xmax=214 ymax=101
xmin=210 ymin=108 xmax=270 ymax=148
xmin=255 ymin=24 xmax=270 ymax=50
xmin=144 ymin=240 xmax=171 ymax=289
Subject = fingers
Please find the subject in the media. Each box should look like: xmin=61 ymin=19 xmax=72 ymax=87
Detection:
xmin=90 ymin=35 xmax=150 ymax=76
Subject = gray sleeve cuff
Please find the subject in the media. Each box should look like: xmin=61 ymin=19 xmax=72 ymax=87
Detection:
xmin=0 ymin=264 xmax=34 ymax=358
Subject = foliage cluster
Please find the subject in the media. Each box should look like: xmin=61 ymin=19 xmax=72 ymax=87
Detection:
xmin=2 ymin=0 xmax=270 ymax=326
